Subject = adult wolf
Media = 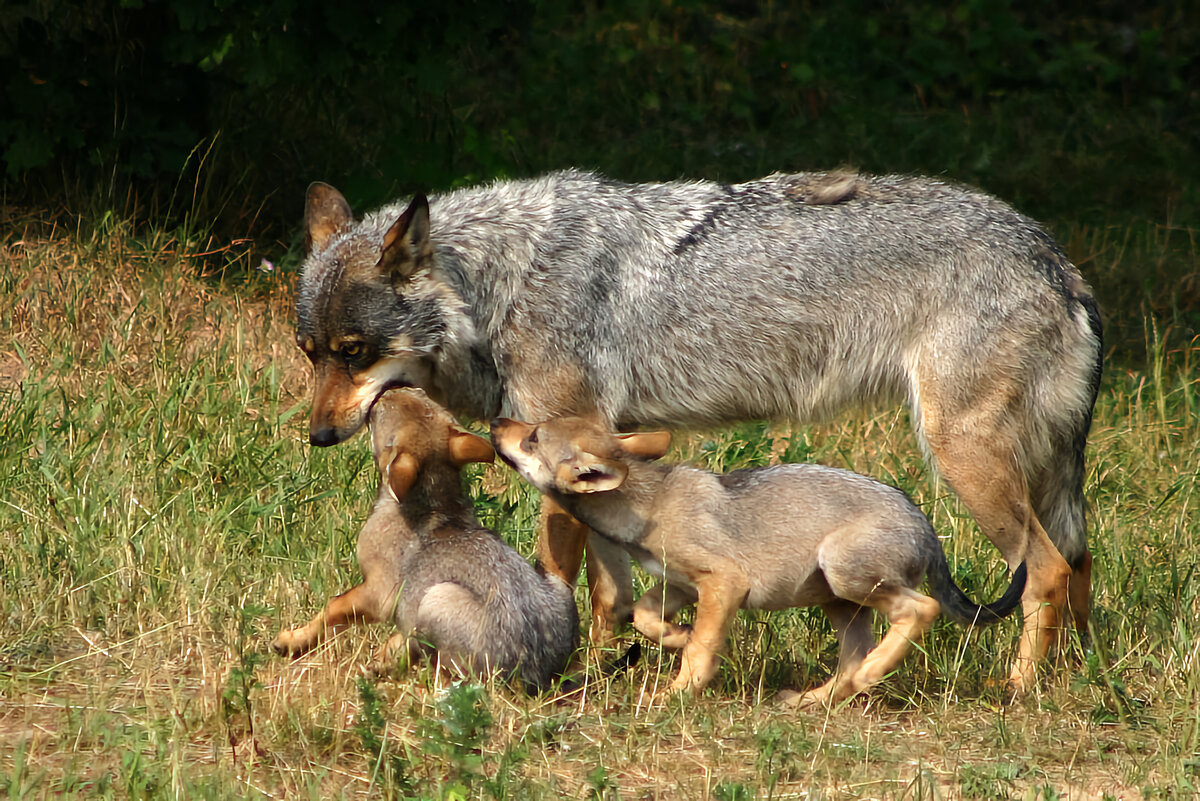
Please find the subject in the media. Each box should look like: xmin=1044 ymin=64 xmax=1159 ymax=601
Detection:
xmin=295 ymin=169 xmax=1102 ymax=693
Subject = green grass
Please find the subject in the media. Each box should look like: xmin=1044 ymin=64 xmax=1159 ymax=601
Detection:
xmin=0 ymin=216 xmax=1198 ymax=799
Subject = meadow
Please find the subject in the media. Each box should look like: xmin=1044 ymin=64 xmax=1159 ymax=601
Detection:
xmin=0 ymin=208 xmax=1197 ymax=799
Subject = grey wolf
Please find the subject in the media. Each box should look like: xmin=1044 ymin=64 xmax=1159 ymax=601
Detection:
xmin=490 ymin=415 xmax=1027 ymax=705
xmin=271 ymin=388 xmax=578 ymax=691
xmin=295 ymin=168 xmax=1102 ymax=693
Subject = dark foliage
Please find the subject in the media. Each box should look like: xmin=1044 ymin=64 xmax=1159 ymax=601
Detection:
xmin=2 ymin=1 xmax=1197 ymax=236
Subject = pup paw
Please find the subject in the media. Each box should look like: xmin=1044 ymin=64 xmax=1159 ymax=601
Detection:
xmin=270 ymin=630 xmax=311 ymax=657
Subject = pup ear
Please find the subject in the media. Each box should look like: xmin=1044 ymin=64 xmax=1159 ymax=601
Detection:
xmin=556 ymin=456 xmax=628 ymax=494
xmin=447 ymin=427 xmax=495 ymax=467
xmin=378 ymin=194 xmax=432 ymax=287
xmin=616 ymin=430 xmax=672 ymax=460
xmin=384 ymin=451 xmax=421 ymax=502
xmin=305 ymin=182 xmax=354 ymax=253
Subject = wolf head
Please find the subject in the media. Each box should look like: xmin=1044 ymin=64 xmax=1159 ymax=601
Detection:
xmin=297 ymin=182 xmax=457 ymax=446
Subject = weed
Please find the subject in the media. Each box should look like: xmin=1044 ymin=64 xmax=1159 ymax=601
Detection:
xmin=354 ymin=678 xmax=416 ymax=799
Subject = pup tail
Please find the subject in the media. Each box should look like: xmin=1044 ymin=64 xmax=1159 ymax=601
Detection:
xmin=927 ymin=555 xmax=1028 ymax=627
xmin=555 ymin=642 xmax=642 ymax=697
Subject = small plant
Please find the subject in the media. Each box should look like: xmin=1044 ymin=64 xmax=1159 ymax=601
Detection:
xmin=755 ymin=722 xmax=810 ymax=798
xmin=587 ymin=764 xmax=619 ymax=801
xmin=220 ymin=600 xmax=269 ymax=761
xmin=712 ymin=781 xmax=753 ymax=801
xmin=958 ymin=762 xmax=1022 ymax=801
xmin=355 ymin=678 xmax=416 ymax=799
xmin=415 ymin=681 xmax=497 ymax=799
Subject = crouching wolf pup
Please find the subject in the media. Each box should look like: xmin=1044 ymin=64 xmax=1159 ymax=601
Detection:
xmin=491 ymin=416 xmax=1027 ymax=706
xmin=272 ymin=388 xmax=578 ymax=692
xmin=295 ymin=169 xmax=1101 ymax=693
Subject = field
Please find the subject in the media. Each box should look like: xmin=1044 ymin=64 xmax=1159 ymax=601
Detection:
xmin=1 ymin=213 xmax=1198 ymax=800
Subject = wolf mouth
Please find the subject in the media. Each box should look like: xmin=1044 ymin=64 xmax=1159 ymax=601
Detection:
xmin=367 ymin=377 xmax=415 ymax=416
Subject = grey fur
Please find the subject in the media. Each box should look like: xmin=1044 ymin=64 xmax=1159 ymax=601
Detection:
xmin=297 ymin=169 xmax=1100 ymax=564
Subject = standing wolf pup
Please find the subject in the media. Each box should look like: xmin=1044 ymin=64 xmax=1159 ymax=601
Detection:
xmin=491 ymin=416 xmax=1027 ymax=705
xmin=272 ymin=388 xmax=577 ymax=691
xmin=295 ymin=169 xmax=1102 ymax=693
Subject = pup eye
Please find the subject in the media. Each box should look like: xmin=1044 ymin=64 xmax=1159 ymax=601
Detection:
xmin=521 ymin=428 xmax=539 ymax=453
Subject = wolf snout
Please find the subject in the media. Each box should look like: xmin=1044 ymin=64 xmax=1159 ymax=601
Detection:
xmin=310 ymin=426 xmax=343 ymax=447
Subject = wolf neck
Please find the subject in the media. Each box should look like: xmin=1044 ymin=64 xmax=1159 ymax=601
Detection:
xmin=422 ymin=183 xmax=552 ymax=420
xmin=558 ymin=462 xmax=668 ymax=545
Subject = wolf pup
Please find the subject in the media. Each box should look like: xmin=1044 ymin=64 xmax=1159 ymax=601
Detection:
xmin=271 ymin=388 xmax=578 ymax=691
xmin=491 ymin=416 xmax=1026 ymax=706
xmin=295 ymin=169 xmax=1101 ymax=693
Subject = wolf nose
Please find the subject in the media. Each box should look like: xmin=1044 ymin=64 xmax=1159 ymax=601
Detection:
xmin=310 ymin=427 xmax=340 ymax=447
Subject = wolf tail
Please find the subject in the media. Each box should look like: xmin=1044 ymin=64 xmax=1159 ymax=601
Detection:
xmin=927 ymin=555 xmax=1028 ymax=627
xmin=1030 ymin=291 xmax=1103 ymax=569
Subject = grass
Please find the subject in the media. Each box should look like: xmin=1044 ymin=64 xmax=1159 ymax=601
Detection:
xmin=0 ymin=213 xmax=1197 ymax=799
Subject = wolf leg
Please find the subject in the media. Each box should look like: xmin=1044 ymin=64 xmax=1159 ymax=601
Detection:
xmin=538 ymin=496 xmax=589 ymax=584
xmin=838 ymin=588 xmax=939 ymax=701
xmin=922 ymin=420 xmax=1069 ymax=695
xmin=271 ymin=583 xmax=382 ymax=657
xmin=1066 ymin=550 xmax=1093 ymax=635
xmin=581 ymin=531 xmax=634 ymax=645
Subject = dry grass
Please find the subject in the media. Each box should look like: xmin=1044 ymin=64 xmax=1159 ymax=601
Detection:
xmin=1 ymin=217 xmax=1197 ymax=799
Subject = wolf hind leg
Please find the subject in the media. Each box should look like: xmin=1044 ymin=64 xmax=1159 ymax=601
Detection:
xmin=1030 ymin=439 xmax=1094 ymax=636
xmin=922 ymin=414 xmax=1069 ymax=695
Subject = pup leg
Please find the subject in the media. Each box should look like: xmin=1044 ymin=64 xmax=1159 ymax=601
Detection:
xmin=670 ymin=572 xmax=748 ymax=693
xmin=538 ymin=495 xmax=589 ymax=585
xmin=839 ymin=588 xmax=940 ymax=700
xmin=582 ymin=532 xmax=634 ymax=645
xmin=924 ymin=420 xmax=1069 ymax=695
xmin=412 ymin=582 xmax=490 ymax=679
xmin=632 ymin=582 xmax=697 ymax=650
xmin=783 ymin=600 xmax=875 ymax=708
xmin=364 ymin=631 xmax=422 ymax=678
xmin=271 ymin=583 xmax=383 ymax=657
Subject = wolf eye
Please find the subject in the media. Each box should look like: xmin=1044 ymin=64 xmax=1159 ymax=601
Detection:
xmin=342 ymin=343 xmax=362 ymax=357
xmin=521 ymin=429 xmax=539 ymax=453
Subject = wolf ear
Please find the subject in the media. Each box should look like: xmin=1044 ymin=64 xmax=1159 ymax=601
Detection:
xmin=447 ymin=427 xmax=495 ymax=467
xmin=616 ymin=430 xmax=672 ymax=461
xmin=306 ymin=182 xmax=354 ymax=253
xmin=378 ymin=194 xmax=432 ymax=287
xmin=384 ymin=451 xmax=420 ymax=502
xmin=556 ymin=455 xmax=628 ymax=494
